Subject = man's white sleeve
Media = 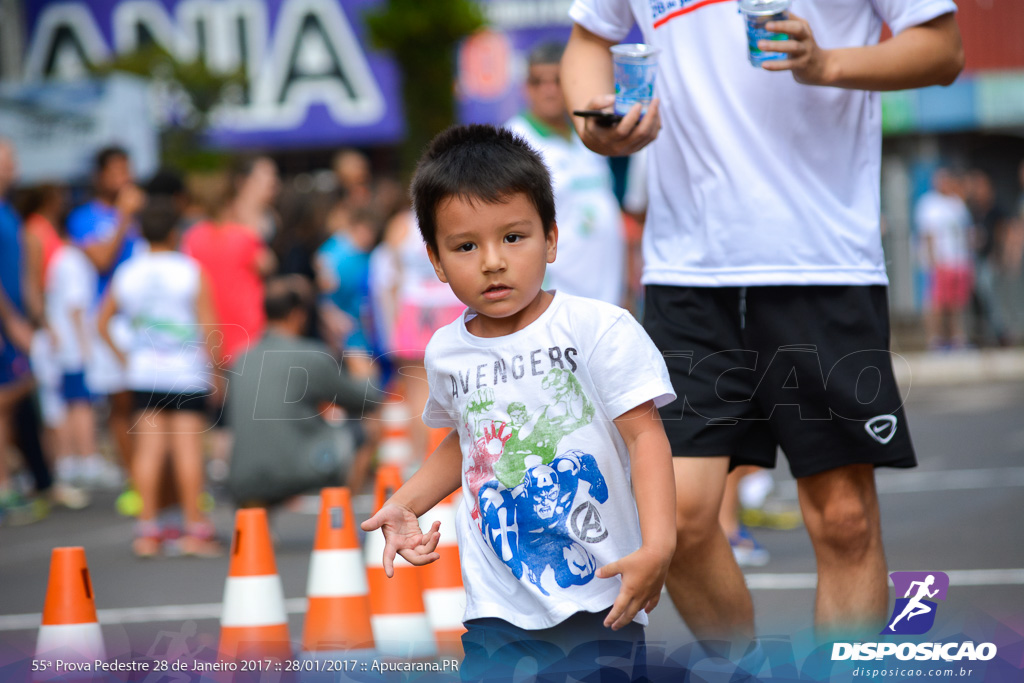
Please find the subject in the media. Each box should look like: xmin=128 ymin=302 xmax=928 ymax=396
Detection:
xmin=569 ymin=0 xmax=634 ymax=42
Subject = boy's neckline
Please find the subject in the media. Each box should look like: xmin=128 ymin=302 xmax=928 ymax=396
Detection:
xmin=459 ymin=290 xmax=561 ymax=346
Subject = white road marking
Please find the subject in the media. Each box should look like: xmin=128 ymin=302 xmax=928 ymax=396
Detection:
xmin=3 ymin=569 xmax=1023 ymax=632
xmin=744 ymin=568 xmax=1024 ymax=590
xmin=777 ymin=467 xmax=1024 ymax=500
xmin=0 ymin=598 xmax=308 ymax=632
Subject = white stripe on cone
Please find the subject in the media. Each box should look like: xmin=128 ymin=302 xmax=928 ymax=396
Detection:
xmin=307 ymin=549 xmax=369 ymax=598
xmin=371 ymin=614 xmax=437 ymax=658
xmin=377 ymin=440 xmax=412 ymax=466
xmin=419 ymin=504 xmax=457 ymax=543
xmin=36 ymin=623 xmax=105 ymax=662
xmin=222 ymin=575 xmax=287 ymax=627
xmin=423 ymin=588 xmax=466 ymax=631
xmin=364 ymin=531 xmax=414 ymax=569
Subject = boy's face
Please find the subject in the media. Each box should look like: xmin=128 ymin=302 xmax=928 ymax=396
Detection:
xmin=428 ymin=192 xmax=557 ymax=337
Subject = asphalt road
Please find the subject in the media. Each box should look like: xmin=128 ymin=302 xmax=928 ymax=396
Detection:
xmin=1 ymin=380 xmax=1022 ymax=680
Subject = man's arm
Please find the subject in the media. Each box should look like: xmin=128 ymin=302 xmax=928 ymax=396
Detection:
xmin=561 ymin=23 xmax=662 ymax=158
xmin=761 ymin=12 xmax=964 ymax=90
xmin=80 ymin=185 xmax=145 ymax=272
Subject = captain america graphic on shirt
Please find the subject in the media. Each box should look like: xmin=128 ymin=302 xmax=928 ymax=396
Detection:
xmin=459 ymin=367 xmax=610 ymax=594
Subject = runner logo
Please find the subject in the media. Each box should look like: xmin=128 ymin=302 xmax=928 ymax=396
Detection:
xmin=865 ymin=414 xmax=897 ymax=445
xmin=882 ymin=571 xmax=949 ymax=635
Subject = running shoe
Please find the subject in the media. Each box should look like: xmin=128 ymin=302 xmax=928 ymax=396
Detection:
xmin=740 ymin=501 xmax=802 ymax=530
xmin=730 ymin=524 xmax=770 ymax=567
xmin=0 ymin=490 xmax=46 ymax=526
xmin=133 ymin=520 xmax=162 ymax=558
xmin=49 ymin=483 xmax=90 ymax=510
xmin=116 ymin=488 xmax=143 ymax=517
xmin=180 ymin=521 xmax=224 ymax=558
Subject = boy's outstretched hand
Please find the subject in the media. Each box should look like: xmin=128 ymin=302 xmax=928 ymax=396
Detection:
xmin=596 ymin=546 xmax=673 ymax=630
xmin=361 ymin=503 xmax=442 ymax=578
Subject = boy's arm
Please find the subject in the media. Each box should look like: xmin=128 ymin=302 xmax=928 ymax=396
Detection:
xmin=361 ymin=429 xmax=462 ymax=577
xmin=761 ymin=12 xmax=963 ymax=90
xmin=561 ymin=23 xmax=662 ymax=158
xmin=598 ymin=400 xmax=677 ymax=630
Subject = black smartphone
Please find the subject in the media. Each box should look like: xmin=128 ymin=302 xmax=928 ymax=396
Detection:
xmin=572 ymin=109 xmax=624 ymax=128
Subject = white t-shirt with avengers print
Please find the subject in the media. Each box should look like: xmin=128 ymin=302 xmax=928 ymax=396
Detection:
xmin=423 ymin=291 xmax=675 ymax=629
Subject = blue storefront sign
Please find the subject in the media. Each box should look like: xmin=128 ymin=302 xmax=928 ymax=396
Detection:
xmin=19 ymin=0 xmax=405 ymax=149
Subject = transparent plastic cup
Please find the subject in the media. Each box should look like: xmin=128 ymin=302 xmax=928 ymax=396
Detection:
xmin=739 ymin=0 xmax=791 ymax=67
xmin=610 ymin=44 xmax=661 ymax=116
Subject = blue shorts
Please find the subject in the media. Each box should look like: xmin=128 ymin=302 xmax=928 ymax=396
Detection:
xmin=460 ymin=608 xmax=646 ymax=682
xmin=0 ymin=341 xmax=30 ymax=387
xmin=61 ymin=371 xmax=91 ymax=403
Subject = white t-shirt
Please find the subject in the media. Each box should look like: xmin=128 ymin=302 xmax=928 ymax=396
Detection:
xmin=569 ymin=0 xmax=957 ymax=287
xmin=915 ymin=191 xmax=972 ymax=268
xmin=506 ymin=114 xmax=626 ymax=304
xmin=45 ymin=245 xmax=97 ymax=371
xmin=109 ymin=251 xmax=211 ymax=393
xmin=422 ymin=292 xmax=675 ymax=629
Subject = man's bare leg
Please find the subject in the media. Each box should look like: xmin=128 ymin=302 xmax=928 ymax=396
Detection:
xmin=797 ymin=463 xmax=888 ymax=636
xmin=666 ymin=456 xmax=754 ymax=642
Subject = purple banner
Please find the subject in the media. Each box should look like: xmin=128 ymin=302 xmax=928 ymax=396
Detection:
xmin=20 ymin=0 xmax=404 ymax=149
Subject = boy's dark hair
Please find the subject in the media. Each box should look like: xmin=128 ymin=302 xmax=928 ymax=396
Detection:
xmin=95 ymin=145 xmax=128 ymax=173
xmin=411 ymin=124 xmax=555 ymax=252
xmin=138 ymin=196 xmax=181 ymax=245
xmin=264 ymin=275 xmax=314 ymax=321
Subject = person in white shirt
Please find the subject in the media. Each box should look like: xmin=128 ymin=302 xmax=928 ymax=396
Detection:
xmin=505 ymin=42 xmax=625 ymax=306
xmin=562 ymin=0 xmax=964 ymax=644
xmin=44 ymin=239 xmax=99 ymax=490
xmin=98 ymin=197 xmax=222 ymax=558
xmin=915 ymin=167 xmax=973 ymax=349
xmin=363 ymin=125 xmax=676 ymax=679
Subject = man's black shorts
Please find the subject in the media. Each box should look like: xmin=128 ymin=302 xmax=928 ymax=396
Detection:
xmin=643 ymin=285 xmax=917 ymax=478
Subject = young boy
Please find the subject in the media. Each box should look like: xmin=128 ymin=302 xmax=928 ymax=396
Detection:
xmin=97 ymin=197 xmax=221 ymax=557
xmin=43 ymin=214 xmax=99 ymax=498
xmin=362 ymin=125 xmax=676 ymax=680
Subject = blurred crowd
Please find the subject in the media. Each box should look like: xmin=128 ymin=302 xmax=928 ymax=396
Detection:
xmin=0 ymin=139 xmax=477 ymax=550
xmin=915 ymin=163 xmax=1024 ymax=350
xmin=0 ymin=115 xmax=647 ymax=559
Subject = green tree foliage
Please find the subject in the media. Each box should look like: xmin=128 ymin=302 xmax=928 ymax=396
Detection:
xmin=365 ymin=0 xmax=486 ymax=178
xmin=92 ymin=44 xmax=246 ymax=172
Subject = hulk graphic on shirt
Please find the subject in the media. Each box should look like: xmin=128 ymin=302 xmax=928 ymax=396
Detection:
xmin=463 ymin=368 xmax=594 ymax=490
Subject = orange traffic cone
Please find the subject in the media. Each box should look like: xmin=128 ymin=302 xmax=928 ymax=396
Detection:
xmin=365 ymin=466 xmax=436 ymax=658
xmin=377 ymin=397 xmax=413 ymax=469
xmin=419 ymin=490 xmax=466 ymax=656
xmin=35 ymin=547 xmax=105 ymax=663
xmin=218 ymin=508 xmax=292 ymax=661
xmin=301 ymin=487 xmax=375 ymax=657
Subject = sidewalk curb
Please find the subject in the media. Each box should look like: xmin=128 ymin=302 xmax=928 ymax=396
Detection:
xmin=893 ymin=349 xmax=1024 ymax=388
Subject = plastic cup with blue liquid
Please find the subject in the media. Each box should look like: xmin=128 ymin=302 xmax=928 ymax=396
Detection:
xmin=611 ymin=44 xmax=661 ymax=117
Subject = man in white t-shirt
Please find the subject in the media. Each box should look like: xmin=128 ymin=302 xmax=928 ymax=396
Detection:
xmin=562 ymin=0 xmax=964 ymax=643
xmin=505 ymin=42 xmax=625 ymax=305
xmin=915 ymin=167 xmax=973 ymax=349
